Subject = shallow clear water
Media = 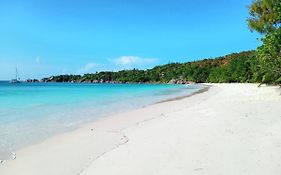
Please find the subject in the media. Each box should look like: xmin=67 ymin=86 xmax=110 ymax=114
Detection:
xmin=0 ymin=82 xmax=203 ymax=160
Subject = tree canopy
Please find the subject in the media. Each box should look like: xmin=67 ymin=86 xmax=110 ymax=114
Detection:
xmin=247 ymin=0 xmax=281 ymax=34
xmin=248 ymin=0 xmax=281 ymax=84
xmin=41 ymin=51 xmax=258 ymax=84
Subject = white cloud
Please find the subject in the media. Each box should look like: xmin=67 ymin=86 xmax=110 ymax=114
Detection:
xmin=77 ymin=63 xmax=98 ymax=74
xmin=35 ymin=57 xmax=41 ymax=64
xmin=112 ymin=56 xmax=157 ymax=68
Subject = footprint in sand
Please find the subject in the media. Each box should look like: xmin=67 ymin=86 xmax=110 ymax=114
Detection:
xmin=194 ymin=168 xmax=204 ymax=171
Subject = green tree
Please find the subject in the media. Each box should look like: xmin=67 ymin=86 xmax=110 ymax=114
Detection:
xmin=247 ymin=0 xmax=281 ymax=33
xmin=42 ymin=51 xmax=257 ymax=84
xmin=257 ymin=28 xmax=281 ymax=84
xmin=248 ymin=0 xmax=281 ymax=84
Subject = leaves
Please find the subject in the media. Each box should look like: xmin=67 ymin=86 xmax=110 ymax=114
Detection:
xmin=43 ymin=51 xmax=258 ymax=84
xmin=257 ymin=28 xmax=281 ymax=84
xmin=247 ymin=0 xmax=281 ymax=34
xmin=247 ymin=0 xmax=281 ymax=85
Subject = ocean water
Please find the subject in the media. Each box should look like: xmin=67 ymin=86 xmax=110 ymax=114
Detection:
xmin=0 ymin=82 xmax=203 ymax=160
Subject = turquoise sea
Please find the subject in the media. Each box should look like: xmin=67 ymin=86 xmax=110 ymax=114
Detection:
xmin=0 ymin=81 xmax=203 ymax=160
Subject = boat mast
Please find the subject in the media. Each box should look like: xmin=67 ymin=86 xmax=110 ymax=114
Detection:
xmin=15 ymin=67 xmax=20 ymax=81
xmin=16 ymin=67 xmax=18 ymax=80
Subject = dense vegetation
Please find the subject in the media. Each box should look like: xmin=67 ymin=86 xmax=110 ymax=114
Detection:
xmin=42 ymin=51 xmax=258 ymax=84
xmin=247 ymin=0 xmax=281 ymax=84
xmin=41 ymin=0 xmax=281 ymax=85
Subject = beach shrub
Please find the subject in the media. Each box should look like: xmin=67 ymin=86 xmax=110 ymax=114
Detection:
xmin=247 ymin=0 xmax=281 ymax=84
xmin=257 ymin=28 xmax=281 ymax=84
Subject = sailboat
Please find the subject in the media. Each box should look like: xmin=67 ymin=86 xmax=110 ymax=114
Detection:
xmin=10 ymin=68 xmax=20 ymax=83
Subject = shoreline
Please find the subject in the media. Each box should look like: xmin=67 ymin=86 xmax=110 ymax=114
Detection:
xmin=1 ymin=84 xmax=281 ymax=175
xmin=156 ymin=85 xmax=210 ymax=104
xmin=0 ymin=84 xmax=207 ymax=164
xmin=0 ymin=83 xmax=203 ymax=162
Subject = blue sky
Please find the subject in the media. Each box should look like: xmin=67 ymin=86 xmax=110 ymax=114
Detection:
xmin=0 ymin=0 xmax=260 ymax=80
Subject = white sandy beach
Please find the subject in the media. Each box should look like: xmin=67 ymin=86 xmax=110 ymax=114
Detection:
xmin=1 ymin=84 xmax=281 ymax=175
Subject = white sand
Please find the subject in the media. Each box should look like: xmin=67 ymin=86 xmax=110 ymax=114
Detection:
xmin=1 ymin=84 xmax=281 ymax=175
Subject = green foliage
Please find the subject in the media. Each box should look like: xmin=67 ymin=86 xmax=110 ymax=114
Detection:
xmin=43 ymin=51 xmax=259 ymax=84
xmin=247 ymin=0 xmax=281 ymax=85
xmin=207 ymin=67 xmax=229 ymax=83
xmin=247 ymin=0 xmax=281 ymax=34
xmin=256 ymin=28 xmax=281 ymax=84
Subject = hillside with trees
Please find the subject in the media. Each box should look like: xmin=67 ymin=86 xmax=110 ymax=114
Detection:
xmin=40 ymin=0 xmax=281 ymax=85
xmin=41 ymin=51 xmax=259 ymax=84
